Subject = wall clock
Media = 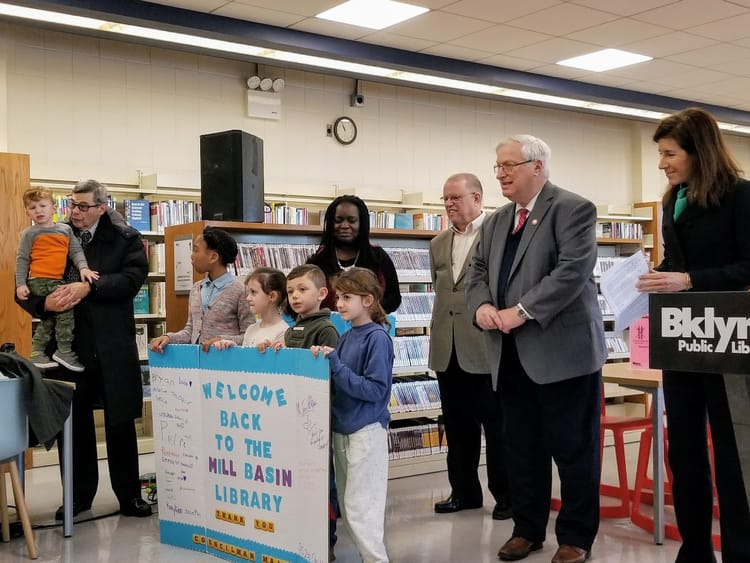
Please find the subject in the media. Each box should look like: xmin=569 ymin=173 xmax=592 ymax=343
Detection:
xmin=333 ymin=116 xmax=357 ymax=145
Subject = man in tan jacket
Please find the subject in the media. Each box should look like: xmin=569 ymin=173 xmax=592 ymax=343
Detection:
xmin=429 ymin=173 xmax=510 ymax=520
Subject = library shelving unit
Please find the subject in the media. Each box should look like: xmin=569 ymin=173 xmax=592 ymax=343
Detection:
xmin=163 ymin=220 xmax=446 ymax=477
xmin=595 ymin=202 xmax=661 ymax=431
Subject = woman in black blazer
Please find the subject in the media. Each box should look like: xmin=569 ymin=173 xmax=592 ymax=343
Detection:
xmin=638 ymin=107 xmax=750 ymax=563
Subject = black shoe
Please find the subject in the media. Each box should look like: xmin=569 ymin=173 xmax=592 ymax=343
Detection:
xmin=492 ymin=501 xmax=513 ymax=520
xmin=54 ymin=501 xmax=92 ymax=521
xmin=434 ymin=494 xmax=482 ymax=513
xmin=119 ymin=497 xmax=153 ymax=517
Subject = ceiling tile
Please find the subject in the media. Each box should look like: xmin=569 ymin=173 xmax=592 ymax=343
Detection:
xmin=569 ymin=0 xmax=678 ymax=17
xmin=145 ymin=0 xmax=228 ymax=11
xmin=691 ymin=75 xmax=750 ymax=97
xmin=475 ymin=53 xmax=540 ymax=71
xmin=566 ymin=18 xmax=671 ymax=47
xmin=440 ymin=0 xmax=563 ymax=23
xmin=449 ymin=24 xmax=553 ymax=52
xmin=506 ymin=3 xmax=619 ymax=36
xmin=613 ymin=80 xmax=675 ymax=94
xmin=630 ymin=0 xmax=747 ymax=29
xmin=711 ymin=58 xmax=750 ymax=76
xmin=656 ymin=67 xmax=735 ymax=88
xmin=606 ymin=58 xmax=695 ymax=81
xmin=687 ymin=12 xmax=750 ymax=40
xmin=528 ymin=63 xmax=589 ymax=80
xmin=360 ymin=31 xmax=437 ymax=53
xmin=226 ymin=0 xmax=340 ymax=17
xmin=622 ymin=31 xmax=718 ymax=58
xmin=419 ymin=43 xmax=494 ymax=62
xmin=289 ymin=18 xmax=371 ymax=40
xmin=386 ymin=11 xmax=495 ymax=42
xmin=504 ymin=37 xmax=602 ymax=64
xmin=213 ymin=3 xmax=305 ymax=27
xmin=665 ymin=42 xmax=750 ymax=66
xmin=578 ymin=73 xmax=641 ymax=88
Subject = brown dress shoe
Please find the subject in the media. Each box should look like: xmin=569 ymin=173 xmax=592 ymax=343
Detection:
xmin=497 ymin=536 xmax=543 ymax=561
xmin=551 ymin=544 xmax=590 ymax=563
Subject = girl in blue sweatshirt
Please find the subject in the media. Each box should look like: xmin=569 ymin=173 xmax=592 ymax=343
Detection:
xmin=312 ymin=267 xmax=392 ymax=563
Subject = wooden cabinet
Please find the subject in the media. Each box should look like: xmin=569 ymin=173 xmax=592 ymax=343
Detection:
xmin=0 ymin=153 xmax=32 ymax=357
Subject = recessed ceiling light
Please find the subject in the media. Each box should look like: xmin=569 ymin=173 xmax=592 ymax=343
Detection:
xmin=316 ymin=0 xmax=428 ymax=31
xmin=557 ymin=48 xmax=652 ymax=72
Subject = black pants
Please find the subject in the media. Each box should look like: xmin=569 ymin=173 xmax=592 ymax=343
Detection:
xmin=436 ymin=346 xmax=508 ymax=504
xmin=57 ymin=367 xmax=141 ymax=506
xmin=497 ymin=335 xmax=600 ymax=550
xmin=663 ymin=370 xmax=750 ymax=563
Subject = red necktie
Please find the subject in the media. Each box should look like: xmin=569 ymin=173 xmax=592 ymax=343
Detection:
xmin=513 ymin=208 xmax=529 ymax=234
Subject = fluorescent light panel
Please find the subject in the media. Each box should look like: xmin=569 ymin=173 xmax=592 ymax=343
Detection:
xmin=316 ymin=0 xmax=428 ymax=30
xmin=0 ymin=2 xmax=742 ymax=132
xmin=557 ymin=48 xmax=652 ymax=72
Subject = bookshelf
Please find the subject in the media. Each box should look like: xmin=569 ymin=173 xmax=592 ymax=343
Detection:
xmin=595 ymin=203 xmax=660 ymax=439
xmin=164 ymin=220 xmax=443 ymax=477
xmin=595 ymin=204 xmax=658 ymax=363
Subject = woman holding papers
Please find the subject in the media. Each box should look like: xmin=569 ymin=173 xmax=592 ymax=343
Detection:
xmin=637 ymin=107 xmax=750 ymax=563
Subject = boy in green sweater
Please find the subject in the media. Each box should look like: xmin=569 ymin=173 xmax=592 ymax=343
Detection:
xmin=258 ymin=263 xmax=340 ymax=560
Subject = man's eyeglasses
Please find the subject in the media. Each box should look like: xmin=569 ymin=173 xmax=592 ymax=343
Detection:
xmin=68 ymin=200 xmax=102 ymax=212
xmin=493 ymin=160 xmax=533 ymax=174
xmin=440 ymin=192 xmax=478 ymax=203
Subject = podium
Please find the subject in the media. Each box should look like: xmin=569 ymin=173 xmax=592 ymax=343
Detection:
xmin=649 ymin=291 xmax=750 ymax=520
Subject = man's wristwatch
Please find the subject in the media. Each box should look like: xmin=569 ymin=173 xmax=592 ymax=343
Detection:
xmin=516 ymin=304 xmax=529 ymax=320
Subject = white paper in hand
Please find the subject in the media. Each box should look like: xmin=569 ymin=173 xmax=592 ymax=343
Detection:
xmin=599 ymin=250 xmax=650 ymax=332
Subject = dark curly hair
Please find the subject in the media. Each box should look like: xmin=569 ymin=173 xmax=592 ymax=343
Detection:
xmin=309 ymin=195 xmax=378 ymax=276
xmin=201 ymin=227 xmax=238 ymax=266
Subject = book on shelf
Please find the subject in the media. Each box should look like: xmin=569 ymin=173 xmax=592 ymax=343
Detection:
xmin=135 ymin=323 xmax=148 ymax=360
xmin=394 ymin=213 xmax=413 ymax=230
xmin=149 ymin=281 xmax=166 ymax=316
xmin=391 ymin=375 xmax=440 ymax=412
xmin=124 ymin=199 xmax=151 ymax=232
xmin=133 ymin=285 xmax=150 ymax=315
xmin=141 ymin=365 xmax=151 ymax=398
xmin=605 ymin=332 xmax=629 ymax=356
xmin=629 ymin=315 xmax=650 ymax=369
xmin=411 ymin=212 xmax=446 ymax=231
xmin=151 ymin=321 xmax=167 ymax=339
xmin=596 ymin=221 xmax=643 ymax=240
xmin=147 ymin=242 xmax=165 ymax=275
xmin=388 ymin=418 xmax=443 ymax=460
xmin=394 ymin=293 xmax=434 ymax=324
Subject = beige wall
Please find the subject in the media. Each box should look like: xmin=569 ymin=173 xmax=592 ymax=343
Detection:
xmin=4 ymin=22 xmax=750 ymax=208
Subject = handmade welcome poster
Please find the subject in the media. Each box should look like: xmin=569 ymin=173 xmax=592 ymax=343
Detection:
xmin=149 ymin=345 xmax=329 ymax=563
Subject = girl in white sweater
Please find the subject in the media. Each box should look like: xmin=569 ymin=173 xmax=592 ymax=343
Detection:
xmin=212 ymin=267 xmax=290 ymax=349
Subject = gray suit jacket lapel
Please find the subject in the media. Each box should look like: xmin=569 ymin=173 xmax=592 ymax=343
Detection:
xmin=510 ymin=183 xmax=553 ymax=277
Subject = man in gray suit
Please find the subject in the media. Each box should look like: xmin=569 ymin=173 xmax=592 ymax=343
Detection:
xmin=430 ymin=173 xmax=510 ymax=520
xmin=466 ymin=135 xmax=606 ymax=563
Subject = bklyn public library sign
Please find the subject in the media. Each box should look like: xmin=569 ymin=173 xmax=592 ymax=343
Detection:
xmin=650 ymin=292 xmax=750 ymax=374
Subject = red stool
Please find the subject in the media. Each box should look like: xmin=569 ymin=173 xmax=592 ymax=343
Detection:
xmin=631 ymin=425 xmax=720 ymax=550
xmin=551 ymin=387 xmax=651 ymax=518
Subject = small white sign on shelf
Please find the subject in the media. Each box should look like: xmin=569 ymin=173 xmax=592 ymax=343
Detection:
xmin=173 ymin=236 xmax=193 ymax=294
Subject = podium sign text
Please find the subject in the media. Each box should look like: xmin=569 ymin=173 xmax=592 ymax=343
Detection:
xmin=149 ymin=345 xmax=329 ymax=563
xmin=650 ymin=292 xmax=750 ymax=373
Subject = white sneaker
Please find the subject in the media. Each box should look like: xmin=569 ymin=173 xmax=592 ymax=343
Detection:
xmin=52 ymin=350 xmax=85 ymax=372
xmin=30 ymin=353 xmax=59 ymax=370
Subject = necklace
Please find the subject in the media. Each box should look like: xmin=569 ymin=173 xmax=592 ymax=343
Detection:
xmin=336 ymin=250 xmax=359 ymax=271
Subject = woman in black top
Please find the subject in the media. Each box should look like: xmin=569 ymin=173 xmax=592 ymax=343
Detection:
xmin=637 ymin=107 xmax=750 ymax=563
xmin=307 ymin=195 xmax=401 ymax=313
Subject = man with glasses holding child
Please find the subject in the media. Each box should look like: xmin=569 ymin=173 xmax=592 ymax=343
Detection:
xmin=16 ymin=179 xmax=152 ymax=520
